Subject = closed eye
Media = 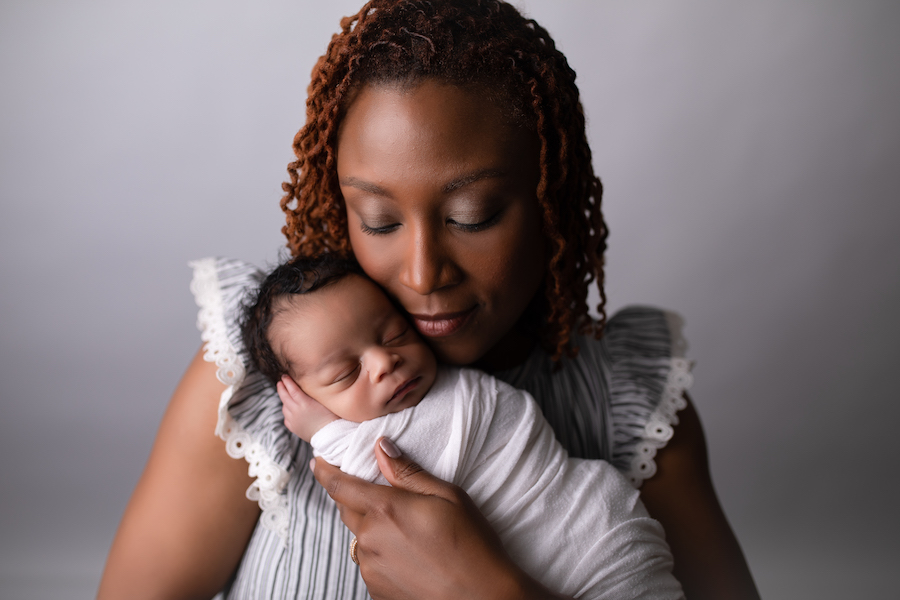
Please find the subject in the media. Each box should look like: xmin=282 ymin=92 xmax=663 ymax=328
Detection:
xmin=447 ymin=210 xmax=502 ymax=233
xmin=383 ymin=325 xmax=410 ymax=346
xmin=360 ymin=221 xmax=400 ymax=236
xmin=333 ymin=363 xmax=361 ymax=384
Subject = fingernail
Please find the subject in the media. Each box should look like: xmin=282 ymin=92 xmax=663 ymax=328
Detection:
xmin=379 ymin=437 xmax=401 ymax=458
xmin=309 ymin=458 xmax=316 ymax=472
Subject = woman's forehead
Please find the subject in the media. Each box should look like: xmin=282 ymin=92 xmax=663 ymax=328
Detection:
xmin=341 ymin=78 xmax=530 ymax=133
xmin=335 ymin=80 xmax=539 ymax=187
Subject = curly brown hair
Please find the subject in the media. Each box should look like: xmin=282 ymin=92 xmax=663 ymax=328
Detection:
xmin=280 ymin=0 xmax=607 ymax=361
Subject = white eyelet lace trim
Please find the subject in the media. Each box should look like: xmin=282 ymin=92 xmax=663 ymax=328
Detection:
xmin=626 ymin=357 xmax=693 ymax=487
xmin=190 ymin=258 xmax=291 ymax=541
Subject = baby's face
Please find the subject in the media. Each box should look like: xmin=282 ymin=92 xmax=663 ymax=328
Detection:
xmin=269 ymin=275 xmax=437 ymax=423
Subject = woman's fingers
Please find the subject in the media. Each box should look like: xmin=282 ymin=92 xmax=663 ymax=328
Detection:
xmin=311 ymin=439 xmax=457 ymax=523
xmin=311 ymin=439 xmax=548 ymax=599
xmin=277 ymin=376 xmax=338 ymax=442
xmin=374 ymin=437 xmax=457 ymax=499
xmin=315 ymin=438 xmax=532 ymax=600
xmin=309 ymin=440 xmax=461 ymax=537
xmin=309 ymin=456 xmax=376 ymax=532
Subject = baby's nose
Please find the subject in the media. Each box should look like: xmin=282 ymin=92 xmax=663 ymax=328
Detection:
xmin=366 ymin=348 xmax=401 ymax=381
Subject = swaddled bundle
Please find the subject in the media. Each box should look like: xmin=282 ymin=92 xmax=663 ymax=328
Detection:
xmin=313 ymin=367 xmax=684 ymax=600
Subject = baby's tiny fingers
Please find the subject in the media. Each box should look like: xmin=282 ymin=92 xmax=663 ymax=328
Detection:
xmin=283 ymin=375 xmax=314 ymax=400
xmin=276 ymin=380 xmax=294 ymax=405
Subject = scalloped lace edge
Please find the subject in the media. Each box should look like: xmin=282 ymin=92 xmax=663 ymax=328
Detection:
xmin=626 ymin=357 xmax=693 ymax=487
xmin=189 ymin=258 xmax=291 ymax=542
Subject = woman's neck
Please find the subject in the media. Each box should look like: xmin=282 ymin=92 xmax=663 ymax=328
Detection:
xmin=475 ymin=292 xmax=545 ymax=372
xmin=473 ymin=327 xmax=537 ymax=373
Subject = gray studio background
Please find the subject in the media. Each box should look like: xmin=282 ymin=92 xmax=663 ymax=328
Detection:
xmin=2 ymin=1 xmax=898 ymax=598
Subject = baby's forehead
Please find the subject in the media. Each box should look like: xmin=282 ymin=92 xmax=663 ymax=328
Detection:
xmin=271 ymin=276 xmax=396 ymax=364
xmin=273 ymin=275 xmax=378 ymax=322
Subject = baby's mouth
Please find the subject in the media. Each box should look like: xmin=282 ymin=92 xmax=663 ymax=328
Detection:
xmin=390 ymin=376 xmax=421 ymax=402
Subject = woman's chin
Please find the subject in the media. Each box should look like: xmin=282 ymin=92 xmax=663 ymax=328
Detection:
xmin=427 ymin=338 xmax=486 ymax=368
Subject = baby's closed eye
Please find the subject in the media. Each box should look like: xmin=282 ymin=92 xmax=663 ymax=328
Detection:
xmin=382 ymin=324 xmax=410 ymax=346
xmin=332 ymin=363 xmax=361 ymax=385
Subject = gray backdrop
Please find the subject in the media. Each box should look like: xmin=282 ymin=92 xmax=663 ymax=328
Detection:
xmin=2 ymin=1 xmax=898 ymax=598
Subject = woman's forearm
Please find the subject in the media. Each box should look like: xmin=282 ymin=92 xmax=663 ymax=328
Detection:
xmin=98 ymin=348 xmax=260 ymax=600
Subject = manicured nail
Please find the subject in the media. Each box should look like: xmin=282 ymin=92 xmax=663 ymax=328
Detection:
xmin=379 ymin=437 xmax=401 ymax=458
xmin=309 ymin=458 xmax=316 ymax=473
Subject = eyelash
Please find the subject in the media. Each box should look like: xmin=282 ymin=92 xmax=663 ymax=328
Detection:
xmin=331 ymin=326 xmax=407 ymax=384
xmin=359 ymin=212 xmax=501 ymax=236
xmin=334 ymin=363 xmax=361 ymax=384
xmin=449 ymin=211 xmax=501 ymax=233
xmin=383 ymin=326 xmax=409 ymax=345
xmin=360 ymin=222 xmax=399 ymax=236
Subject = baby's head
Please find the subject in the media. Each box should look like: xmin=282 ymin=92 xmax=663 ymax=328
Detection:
xmin=243 ymin=254 xmax=437 ymax=423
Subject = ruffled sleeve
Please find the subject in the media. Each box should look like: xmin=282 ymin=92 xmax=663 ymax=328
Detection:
xmin=189 ymin=257 xmax=302 ymax=540
xmin=600 ymin=306 xmax=693 ymax=487
xmin=493 ymin=306 xmax=693 ymax=489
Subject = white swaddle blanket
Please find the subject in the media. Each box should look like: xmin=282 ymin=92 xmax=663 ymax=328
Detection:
xmin=311 ymin=367 xmax=684 ymax=600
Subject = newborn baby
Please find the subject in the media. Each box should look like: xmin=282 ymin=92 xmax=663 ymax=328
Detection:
xmin=242 ymin=254 xmax=683 ymax=600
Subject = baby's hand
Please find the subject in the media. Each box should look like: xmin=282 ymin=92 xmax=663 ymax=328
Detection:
xmin=277 ymin=375 xmax=339 ymax=442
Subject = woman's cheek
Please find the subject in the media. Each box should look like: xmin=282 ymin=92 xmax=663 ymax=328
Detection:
xmin=479 ymin=225 xmax=541 ymax=292
xmin=348 ymin=229 xmax=397 ymax=289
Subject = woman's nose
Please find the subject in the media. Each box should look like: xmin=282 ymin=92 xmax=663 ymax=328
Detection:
xmin=398 ymin=228 xmax=462 ymax=295
xmin=365 ymin=348 xmax=401 ymax=382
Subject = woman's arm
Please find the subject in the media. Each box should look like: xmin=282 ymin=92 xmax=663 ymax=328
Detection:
xmin=311 ymin=439 xmax=571 ymax=600
xmin=639 ymin=395 xmax=760 ymax=600
xmin=97 ymin=348 xmax=260 ymax=600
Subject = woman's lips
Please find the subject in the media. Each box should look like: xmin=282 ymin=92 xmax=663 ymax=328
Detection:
xmin=390 ymin=376 xmax=421 ymax=402
xmin=410 ymin=307 xmax=476 ymax=338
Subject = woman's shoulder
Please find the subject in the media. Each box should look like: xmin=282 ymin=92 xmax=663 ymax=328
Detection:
xmin=188 ymin=256 xmax=302 ymax=542
xmin=190 ymin=256 xmax=265 ymax=320
xmin=579 ymin=305 xmax=693 ymax=486
xmin=495 ymin=305 xmax=693 ymax=485
xmin=578 ymin=305 xmax=687 ymax=362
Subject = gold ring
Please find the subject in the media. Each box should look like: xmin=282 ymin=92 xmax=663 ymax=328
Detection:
xmin=349 ymin=536 xmax=359 ymax=565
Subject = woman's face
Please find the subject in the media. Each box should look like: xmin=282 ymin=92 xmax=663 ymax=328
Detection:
xmin=336 ymin=80 xmax=545 ymax=368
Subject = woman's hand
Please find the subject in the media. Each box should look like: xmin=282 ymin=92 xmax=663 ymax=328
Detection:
xmin=277 ymin=375 xmax=338 ymax=442
xmin=311 ymin=437 xmax=567 ymax=600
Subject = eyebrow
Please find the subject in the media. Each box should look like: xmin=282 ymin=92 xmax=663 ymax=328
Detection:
xmin=441 ymin=169 xmax=506 ymax=193
xmin=340 ymin=168 xmax=507 ymax=197
xmin=340 ymin=177 xmax=390 ymax=197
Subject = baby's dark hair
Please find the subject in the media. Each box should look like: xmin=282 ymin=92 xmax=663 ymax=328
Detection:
xmin=241 ymin=253 xmax=364 ymax=386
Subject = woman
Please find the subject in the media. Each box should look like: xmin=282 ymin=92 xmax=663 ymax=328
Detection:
xmin=98 ymin=1 xmax=759 ymax=598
